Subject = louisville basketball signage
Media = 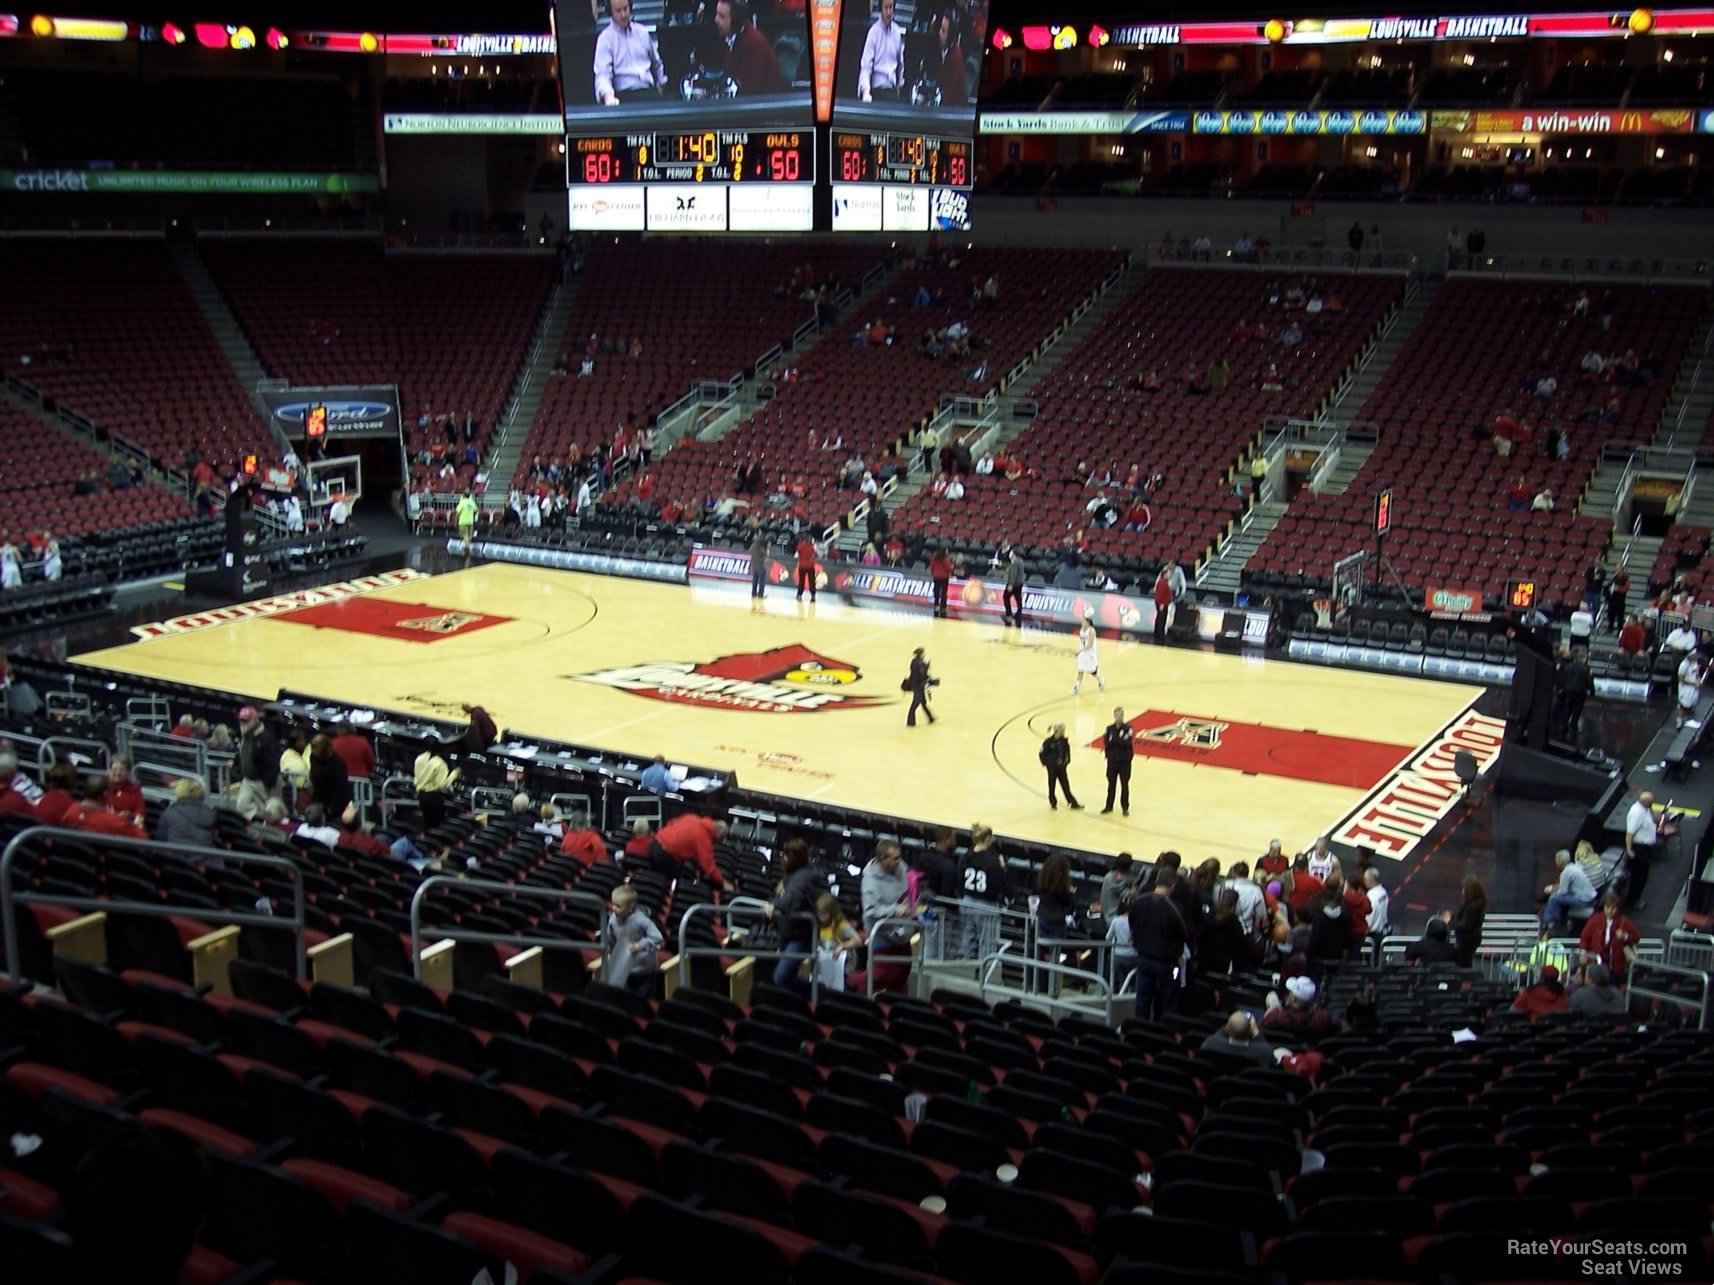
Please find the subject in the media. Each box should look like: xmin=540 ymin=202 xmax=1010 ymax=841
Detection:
xmin=572 ymin=644 xmax=887 ymax=714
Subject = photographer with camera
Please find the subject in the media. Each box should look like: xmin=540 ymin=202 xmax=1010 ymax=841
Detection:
xmin=1039 ymin=722 xmax=1082 ymax=810
xmin=904 ymin=646 xmax=936 ymax=727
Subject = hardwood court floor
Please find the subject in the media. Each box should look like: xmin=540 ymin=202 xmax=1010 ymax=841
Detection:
xmin=74 ymin=563 xmax=1485 ymax=863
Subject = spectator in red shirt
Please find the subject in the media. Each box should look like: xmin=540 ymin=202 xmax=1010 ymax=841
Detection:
xmin=1286 ymin=854 xmax=1323 ymax=918
xmin=622 ymin=819 xmax=655 ymax=865
xmin=60 ymin=777 xmax=146 ymax=838
xmin=795 ymin=536 xmax=818 ymax=602
xmin=1337 ymin=875 xmax=1373 ymax=958
xmin=1152 ymin=568 xmax=1175 ymax=646
xmin=0 ymin=749 xmax=35 ymax=818
xmin=561 ymin=826 xmax=609 ymax=868
xmin=1578 ymin=893 xmax=1640 ymax=980
xmin=106 ymin=758 xmax=145 ymax=822
xmin=170 ymin=715 xmax=197 ymax=739
xmin=1618 ymin=616 xmax=1648 ymax=660
xmin=1512 ymin=964 xmax=1570 ymax=1020
xmin=32 ymin=762 xmax=81 ymax=826
xmin=1256 ymin=839 xmax=1290 ymax=883
xmin=331 ymin=724 xmax=375 ymax=782
xmin=929 ymin=547 xmax=954 ymax=618
xmin=336 ymin=805 xmax=392 ymax=861
xmin=654 ymin=813 xmax=728 ymax=888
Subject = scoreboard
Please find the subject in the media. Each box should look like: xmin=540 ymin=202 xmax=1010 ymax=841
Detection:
xmin=831 ymin=132 xmax=972 ymax=189
xmin=828 ymin=130 xmax=973 ymax=234
xmin=566 ymin=130 xmax=816 ymax=233
xmin=568 ymin=131 xmax=814 ymax=187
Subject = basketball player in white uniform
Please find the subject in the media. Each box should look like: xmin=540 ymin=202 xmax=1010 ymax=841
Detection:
xmin=1073 ymin=611 xmax=1105 ymax=695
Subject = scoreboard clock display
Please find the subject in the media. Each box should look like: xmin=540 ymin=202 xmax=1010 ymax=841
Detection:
xmin=1506 ymin=577 xmax=1539 ymax=612
xmin=832 ymin=132 xmax=972 ymax=189
xmin=569 ymin=131 xmax=814 ymax=185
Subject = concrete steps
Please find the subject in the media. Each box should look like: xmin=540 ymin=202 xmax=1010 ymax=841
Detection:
xmin=840 ymin=266 xmax=1148 ymax=553
xmin=1323 ymin=277 xmax=1442 ymax=435
xmin=168 ymin=236 xmax=278 ymax=444
xmin=484 ymin=277 xmax=577 ymax=491
xmin=1198 ymin=501 xmax=1288 ymax=593
xmin=1317 ymin=442 xmax=1377 ymax=496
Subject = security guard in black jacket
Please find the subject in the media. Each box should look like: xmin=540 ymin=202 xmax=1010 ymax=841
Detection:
xmin=1039 ymin=722 xmax=1082 ymax=810
xmin=1102 ymin=706 xmax=1134 ymax=816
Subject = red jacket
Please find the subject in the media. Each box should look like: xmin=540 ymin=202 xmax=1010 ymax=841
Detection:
xmin=929 ymin=553 xmax=953 ymax=581
xmin=60 ymin=805 xmax=146 ymax=838
xmin=1342 ymin=887 xmax=1373 ymax=940
xmin=33 ymin=789 xmax=77 ymax=826
xmin=725 ymin=24 xmax=786 ymax=94
xmin=1286 ymin=872 xmax=1323 ymax=916
xmin=1579 ymin=910 xmax=1640 ymax=978
xmin=108 ymin=781 xmax=145 ymax=820
xmin=0 ymin=788 xmax=35 ymax=818
xmin=656 ymin=814 xmax=724 ymax=887
xmin=1512 ymin=983 xmax=1569 ymax=1020
xmin=1154 ymin=574 xmax=1173 ymax=610
xmin=796 ymin=539 xmax=816 ymax=570
xmin=332 ymin=734 xmax=375 ymax=781
xmin=562 ymin=829 xmax=609 ymax=868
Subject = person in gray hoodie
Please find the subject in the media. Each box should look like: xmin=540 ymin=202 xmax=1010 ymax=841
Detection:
xmin=861 ymin=838 xmax=919 ymax=990
xmin=154 ymin=778 xmax=216 ymax=848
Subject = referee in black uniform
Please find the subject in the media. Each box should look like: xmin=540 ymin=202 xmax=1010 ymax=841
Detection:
xmin=1102 ymin=707 xmax=1134 ymax=816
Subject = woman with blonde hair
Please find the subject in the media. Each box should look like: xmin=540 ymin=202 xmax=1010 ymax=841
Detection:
xmin=155 ymin=777 xmax=216 ymax=847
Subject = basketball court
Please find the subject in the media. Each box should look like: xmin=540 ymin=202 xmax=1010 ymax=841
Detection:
xmin=72 ymin=563 xmax=1493 ymax=863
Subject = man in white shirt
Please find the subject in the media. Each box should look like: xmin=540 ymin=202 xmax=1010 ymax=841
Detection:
xmin=1662 ymin=621 xmax=1697 ymax=658
xmin=1362 ymin=867 xmax=1390 ymax=947
xmin=593 ymin=0 xmax=666 ymax=105
xmin=1677 ymin=650 xmax=1704 ymax=730
xmin=857 ymin=0 xmax=905 ymax=102
xmin=1624 ymin=790 xmax=1658 ymax=911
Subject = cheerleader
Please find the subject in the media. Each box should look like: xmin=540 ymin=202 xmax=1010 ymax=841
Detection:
xmin=41 ymin=534 xmax=62 ymax=582
xmin=1072 ymin=610 xmax=1105 ymax=695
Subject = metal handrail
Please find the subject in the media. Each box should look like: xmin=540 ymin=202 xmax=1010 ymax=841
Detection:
xmin=1144 ymin=244 xmax=1417 ymax=275
xmin=1626 ymin=957 xmax=1711 ymax=1029
xmin=407 ymin=876 xmax=611 ymax=981
xmin=0 ymin=825 xmax=309 ymax=980
xmin=38 ymin=737 xmax=111 ymax=775
xmin=1663 ymin=311 xmax=1714 ymax=452
xmin=976 ymin=946 xmax=1116 ymax=1022
xmin=674 ymin=898 xmax=823 ymax=1002
xmin=1451 ymin=253 xmax=1710 ymax=284
xmin=864 ymin=914 xmax=923 ymax=998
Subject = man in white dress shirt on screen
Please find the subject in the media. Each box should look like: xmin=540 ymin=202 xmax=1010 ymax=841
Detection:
xmin=594 ymin=0 xmax=666 ymax=105
xmin=858 ymin=0 xmax=906 ymax=102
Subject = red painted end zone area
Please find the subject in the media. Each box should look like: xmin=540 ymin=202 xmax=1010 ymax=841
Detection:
xmin=1091 ymin=710 xmax=1416 ymax=791
xmin=275 ymin=596 xmax=513 ymax=644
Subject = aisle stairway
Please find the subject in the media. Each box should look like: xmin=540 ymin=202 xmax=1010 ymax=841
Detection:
xmin=168 ymin=236 xmax=277 ymax=447
xmin=482 ymin=277 xmax=578 ymax=495
xmin=833 ymin=263 xmax=1146 ymax=557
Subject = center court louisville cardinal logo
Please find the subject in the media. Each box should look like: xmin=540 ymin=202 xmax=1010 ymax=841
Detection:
xmin=570 ymin=644 xmax=887 ymax=714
